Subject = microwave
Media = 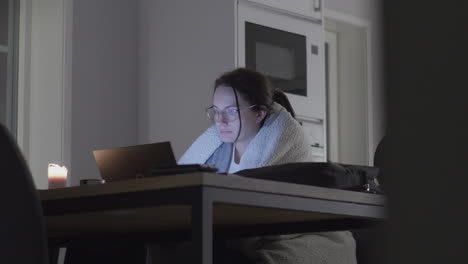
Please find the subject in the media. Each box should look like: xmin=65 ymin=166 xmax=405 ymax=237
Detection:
xmin=237 ymin=1 xmax=325 ymax=121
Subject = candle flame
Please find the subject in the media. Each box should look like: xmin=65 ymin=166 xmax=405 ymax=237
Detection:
xmin=48 ymin=163 xmax=68 ymax=179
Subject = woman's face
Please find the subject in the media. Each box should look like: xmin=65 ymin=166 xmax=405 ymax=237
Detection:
xmin=212 ymin=85 xmax=265 ymax=144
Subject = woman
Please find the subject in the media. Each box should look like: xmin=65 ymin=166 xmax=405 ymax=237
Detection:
xmin=177 ymin=68 xmax=357 ymax=264
xmin=179 ymin=68 xmax=313 ymax=172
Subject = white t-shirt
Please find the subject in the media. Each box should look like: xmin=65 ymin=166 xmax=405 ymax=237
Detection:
xmin=228 ymin=151 xmax=241 ymax=174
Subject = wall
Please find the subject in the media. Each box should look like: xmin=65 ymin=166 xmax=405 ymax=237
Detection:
xmin=138 ymin=0 xmax=384 ymax=160
xmin=325 ymin=0 xmax=385 ymax=157
xmin=138 ymin=0 xmax=236 ymax=158
xmin=17 ymin=0 xmax=71 ymax=189
xmin=325 ymin=0 xmax=377 ymax=19
xmin=18 ymin=0 xmax=138 ymax=187
xmin=71 ymin=0 xmax=138 ymax=185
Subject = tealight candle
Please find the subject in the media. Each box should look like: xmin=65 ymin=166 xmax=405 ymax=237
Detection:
xmin=48 ymin=163 xmax=68 ymax=189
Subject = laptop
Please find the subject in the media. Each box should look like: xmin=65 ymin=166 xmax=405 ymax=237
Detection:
xmin=93 ymin=141 xmax=177 ymax=182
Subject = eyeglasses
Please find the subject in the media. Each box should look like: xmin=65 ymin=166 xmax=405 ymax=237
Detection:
xmin=205 ymin=105 xmax=256 ymax=122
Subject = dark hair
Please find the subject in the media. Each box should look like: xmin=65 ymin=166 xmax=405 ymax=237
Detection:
xmin=272 ymin=88 xmax=296 ymax=118
xmin=214 ymin=68 xmax=295 ymax=118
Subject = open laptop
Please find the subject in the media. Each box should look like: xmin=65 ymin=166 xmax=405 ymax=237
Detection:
xmin=93 ymin=141 xmax=178 ymax=182
xmin=93 ymin=142 xmax=218 ymax=182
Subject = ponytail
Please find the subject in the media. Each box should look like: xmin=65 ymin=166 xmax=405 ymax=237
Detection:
xmin=272 ymin=89 xmax=296 ymax=119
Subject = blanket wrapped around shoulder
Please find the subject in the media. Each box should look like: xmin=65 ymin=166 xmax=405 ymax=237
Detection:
xmin=177 ymin=103 xmax=357 ymax=264
xmin=179 ymin=103 xmax=317 ymax=170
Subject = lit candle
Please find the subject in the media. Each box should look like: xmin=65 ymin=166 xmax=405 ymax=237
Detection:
xmin=48 ymin=163 xmax=68 ymax=189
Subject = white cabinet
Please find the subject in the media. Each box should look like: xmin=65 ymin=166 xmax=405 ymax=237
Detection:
xmin=301 ymin=118 xmax=326 ymax=161
xmin=237 ymin=1 xmax=325 ymax=120
xmin=245 ymin=0 xmax=322 ymax=21
xmin=237 ymin=0 xmax=327 ymax=158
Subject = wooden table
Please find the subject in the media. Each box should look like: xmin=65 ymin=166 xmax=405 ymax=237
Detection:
xmin=40 ymin=172 xmax=385 ymax=264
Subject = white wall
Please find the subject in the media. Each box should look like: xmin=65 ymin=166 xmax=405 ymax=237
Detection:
xmin=326 ymin=0 xmax=377 ymax=19
xmin=138 ymin=0 xmax=236 ymax=158
xmin=71 ymin=0 xmax=138 ymax=185
xmin=17 ymin=0 xmax=72 ymax=189
xmin=325 ymin=0 xmax=385 ymax=157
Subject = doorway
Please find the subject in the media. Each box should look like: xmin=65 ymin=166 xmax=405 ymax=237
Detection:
xmin=325 ymin=13 xmax=372 ymax=165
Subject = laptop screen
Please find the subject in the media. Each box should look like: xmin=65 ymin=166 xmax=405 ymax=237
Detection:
xmin=93 ymin=141 xmax=177 ymax=182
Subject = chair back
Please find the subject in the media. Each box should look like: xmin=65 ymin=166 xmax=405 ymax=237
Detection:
xmin=0 ymin=124 xmax=49 ymax=264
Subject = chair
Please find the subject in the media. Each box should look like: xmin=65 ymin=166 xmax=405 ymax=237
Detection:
xmin=0 ymin=124 xmax=49 ymax=264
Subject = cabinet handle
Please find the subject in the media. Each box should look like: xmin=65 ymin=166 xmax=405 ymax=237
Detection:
xmin=313 ymin=0 xmax=321 ymax=12
xmin=311 ymin=143 xmax=323 ymax=148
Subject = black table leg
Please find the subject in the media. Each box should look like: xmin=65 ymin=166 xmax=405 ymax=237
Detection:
xmin=192 ymin=188 xmax=213 ymax=264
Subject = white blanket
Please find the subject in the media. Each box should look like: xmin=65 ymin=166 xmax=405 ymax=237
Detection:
xmin=179 ymin=103 xmax=316 ymax=168
xmin=178 ymin=103 xmax=357 ymax=264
